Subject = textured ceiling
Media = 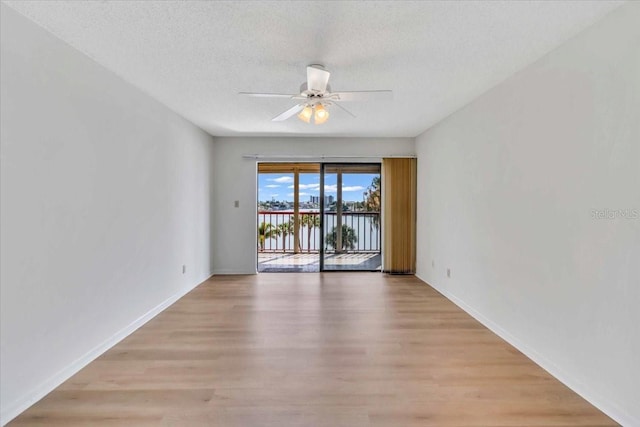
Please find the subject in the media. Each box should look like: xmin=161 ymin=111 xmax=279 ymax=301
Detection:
xmin=3 ymin=1 xmax=623 ymax=137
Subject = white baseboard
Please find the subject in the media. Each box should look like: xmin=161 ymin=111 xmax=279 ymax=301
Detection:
xmin=0 ymin=274 xmax=211 ymax=426
xmin=212 ymin=269 xmax=256 ymax=275
xmin=415 ymin=273 xmax=636 ymax=427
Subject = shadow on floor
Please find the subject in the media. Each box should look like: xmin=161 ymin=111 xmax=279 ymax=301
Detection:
xmin=258 ymin=252 xmax=381 ymax=272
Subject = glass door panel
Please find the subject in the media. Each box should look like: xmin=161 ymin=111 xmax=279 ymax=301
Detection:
xmin=321 ymin=164 xmax=381 ymax=271
xmin=257 ymin=163 xmax=320 ymax=272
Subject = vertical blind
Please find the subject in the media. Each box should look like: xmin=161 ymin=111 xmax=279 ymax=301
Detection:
xmin=382 ymin=158 xmax=417 ymax=274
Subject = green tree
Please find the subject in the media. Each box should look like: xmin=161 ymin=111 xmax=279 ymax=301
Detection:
xmin=277 ymin=221 xmax=295 ymax=252
xmin=365 ymin=176 xmax=381 ymax=230
xmin=300 ymin=214 xmax=320 ymax=252
xmin=365 ymin=176 xmax=381 ymax=211
xmin=325 ymin=224 xmax=358 ymax=251
xmin=257 ymin=222 xmax=277 ymax=252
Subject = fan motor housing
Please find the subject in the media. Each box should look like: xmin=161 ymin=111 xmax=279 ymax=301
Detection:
xmin=300 ymin=82 xmax=331 ymax=97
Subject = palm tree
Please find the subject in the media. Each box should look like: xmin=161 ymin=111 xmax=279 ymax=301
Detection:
xmin=257 ymin=222 xmax=277 ymax=252
xmin=325 ymin=224 xmax=358 ymax=251
xmin=277 ymin=221 xmax=294 ymax=252
xmin=300 ymin=214 xmax=320 ymax=252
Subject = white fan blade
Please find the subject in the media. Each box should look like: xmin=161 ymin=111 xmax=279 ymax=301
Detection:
xmin=272 ymin=104 xmax=305 ymax=121
xmin=307 ymin=65 xmax=331 ymax=93
xmin=239 ymin=92 xmax=297 ymax=98
xmin=331 ymin=90 xmax=393 ymax=102
xmin=332 ymin=102 xmax=356 ymax=118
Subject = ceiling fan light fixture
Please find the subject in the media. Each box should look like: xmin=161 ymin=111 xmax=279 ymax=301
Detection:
xmin=314 ymin=104 xmax=329 ymax=125
xmin=297 ymin=105 xmax=313 ymax=123
xmin=242 ymin=64 xmax=391 ymax=123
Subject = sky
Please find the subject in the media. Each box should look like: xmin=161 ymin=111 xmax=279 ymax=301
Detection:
xmin=258 ymin=173 xmax=379 ymax=202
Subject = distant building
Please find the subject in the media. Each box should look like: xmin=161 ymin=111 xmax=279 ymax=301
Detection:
xmin=309 ymin=195 xmax=334 ymax=205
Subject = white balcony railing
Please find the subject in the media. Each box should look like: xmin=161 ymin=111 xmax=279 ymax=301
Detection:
xmin=258 ymin=211 xmax=380 ymax=253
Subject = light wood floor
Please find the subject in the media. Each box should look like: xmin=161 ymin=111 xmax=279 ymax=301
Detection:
xmin=10 ymin=273 xmax=617 ymax=426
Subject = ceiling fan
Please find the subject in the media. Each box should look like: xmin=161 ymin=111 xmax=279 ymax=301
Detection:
xmin=239 ymin=64 xmax=392 ymax=124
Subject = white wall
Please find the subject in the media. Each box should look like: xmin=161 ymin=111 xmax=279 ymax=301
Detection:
xmin=212 ymin=137 xmax=415 ymax=274
xmin=0 ymin=5 xmax=215 ymax=424
xmin=415 ymin=3 xmax=639 ymax=425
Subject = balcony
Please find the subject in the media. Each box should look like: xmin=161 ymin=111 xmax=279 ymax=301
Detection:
xmin=258 ymin=211 xmax=381 ymax=272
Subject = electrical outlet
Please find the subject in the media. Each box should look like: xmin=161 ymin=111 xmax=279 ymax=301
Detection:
xmin=234 ymin=200 xmax=240 ymax=208
xmin=432 ymin=260 xmax=435 ymax=268
xmin=447 ymin=268 xmax=451 ymax=278
xmin=182 ymin=265 xmax=186 ymax=274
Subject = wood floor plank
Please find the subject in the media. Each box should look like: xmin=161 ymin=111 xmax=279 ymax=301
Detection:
xmin=9 ymin=273 xmax=618 ymax=426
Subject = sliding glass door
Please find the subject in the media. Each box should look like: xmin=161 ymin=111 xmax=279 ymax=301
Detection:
xmin=257 ymin=162 xmax=381 ymax=273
